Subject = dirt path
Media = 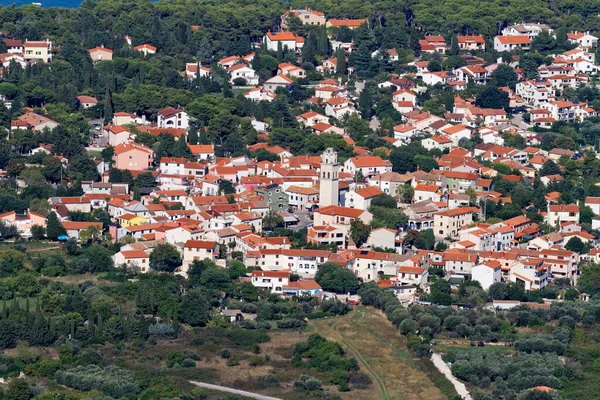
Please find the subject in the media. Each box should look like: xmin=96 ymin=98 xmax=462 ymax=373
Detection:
xmin=310 ymin=307 xmax=446 ymax=400
xmin=430 ymin=353 xmax=472 ymax=400
xmin=331 ymin=318 xmax=390 ymax=400
xmin=189 ymin=380 xmax=282 ymax=400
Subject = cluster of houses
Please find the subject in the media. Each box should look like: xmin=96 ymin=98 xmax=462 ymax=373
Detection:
xmin=1 ymin=136 xmax=595 ymax=301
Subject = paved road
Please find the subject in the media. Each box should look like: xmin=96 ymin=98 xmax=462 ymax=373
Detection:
xmin=290 ymin=210 xmax=313 ymax=231
xmin=189 ymin=381 xmax=282 ymax=400
xmin=430 ymin=353 xmax=472 ymax=400
xmin=370 ymin=115 xmax=380 ymax=131
xmin=510 ymin=113 xmax=530 ymax=130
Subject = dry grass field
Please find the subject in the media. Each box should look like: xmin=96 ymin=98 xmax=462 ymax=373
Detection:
xmin=310 ymin=306 xmax=453 ymax=400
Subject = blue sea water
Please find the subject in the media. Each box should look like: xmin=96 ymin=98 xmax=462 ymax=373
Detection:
xmin=0 ymin=0 xmax=82 ymax=8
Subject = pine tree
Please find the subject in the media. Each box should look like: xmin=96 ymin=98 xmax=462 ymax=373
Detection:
xmin=188 ymin=125 xmax=199 ymax=145
xmin=336 ymin=48 xmax=346 ymax=75
xmin=46 ymin=212 xmax=66 ymax=241
xmin=103 ymin=87 xmax=114 ymax=125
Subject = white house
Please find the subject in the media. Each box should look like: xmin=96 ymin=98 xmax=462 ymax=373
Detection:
xmin=184 ymin=63 xmax=211 ymax=80
xmin=585 ymin=197 xmax=600 ymax=215
xmin=157 ymin=107 xmax=189 ymax=130
xmin=325 ymin=97 xmax=358 ymax=119
xmin=494 ymin=35 xmax=531 ymax=52
xmin=422 ymin=135 xmax=453 ymax=152
xmin=113 ymin=250 xmax=150 ymax=273
xmin=567 ymin=31 xmax=598 ymax=48
xmin=228 ymin=64 xmax=259 ymax=85
xmin=394 ymin=266 xmax=428 ymax=286
xmin=345 ymin=186 xmax=383 ymax=210
xmin=367 ymin=227 xmax=397 ymax=250
xmin=263 ymin=31 xmax=304 ymax=52
xmin=472 ymin=261 xmax=501 ymax=290
xmin=393 ymin=124 xmax=418 ymax=142
xmin=264 ymin=74 xmax=293 ymax=92
xmin=180 ymin=240 xmax=219 ymax=276
xmin=343 ymin=156 xmax=392 ymax=179
xmin=251 ymin=270 xmax=291 ymax=292
xmin=546 ymin=204 xmax=580 ymax=228
xmin=160 ymin=157 xmax=188 ymax=176
xmin=244 ymin=87 xmax=277 ymax=102
xmin=501 ymin=23 xmax=553 ymax=39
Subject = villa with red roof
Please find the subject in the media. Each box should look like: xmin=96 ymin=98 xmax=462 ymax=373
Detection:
xmin=494 ymin=35 xmax=531 ymax=52
xmin=263 ymin=31 xmax=304 ymax=52
xmin=457 ymin=35 xmax=485 ymax=51
xmin=88 ymin=46 xmax=113 ymax=63
xmin=133 ymin=43 xmax=156 ymax=55
xmin=343 ymin=156 xmax=393 ymax=178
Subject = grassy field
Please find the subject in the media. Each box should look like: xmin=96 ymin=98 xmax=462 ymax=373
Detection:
xmin=0 ymin=241 xmax=60 ymax=251
xmin=232 ymin=88 xmax=248 ymax=97
xmin=310 ymin=306 xmax=454 ymax=400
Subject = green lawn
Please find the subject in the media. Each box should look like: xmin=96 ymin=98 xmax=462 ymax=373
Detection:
xmin=232 ymin=88 xmax=248 ymax=97
xmin=0 ymin=241 xmax=61 ymax=251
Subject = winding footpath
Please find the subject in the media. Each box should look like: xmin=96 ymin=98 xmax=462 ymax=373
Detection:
xmin=330 ymin=319 xmax=391 ymax=400
xmin=189 ymin=380 xmax=282 ymax=400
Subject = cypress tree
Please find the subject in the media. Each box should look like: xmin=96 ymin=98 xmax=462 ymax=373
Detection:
xmin=276 ymin=41 xmax=283 ymax=61
xmin=198 ymin=123 xmax=209 ymax=145
xmin=223 ymin=79 xmax=233 ymax=98
xmin=174 ymin=134 xmax=193 ymax=159
xmin=336 ymin=48 xmax=346 ymax=75
xmin=318 ymin=25 xmax=328 ymax=55
xmin=449 ymin=35 xmax=459 ymax=55
xmin=188 ymin=125 xmax=199 ymax=145
xmin=133 ymin=186 xmax=141 ymax=201
xmin=103 ymin=87 xmax=114 ymax=125
xmin=195 ymin=62 xmax=201 ymax=88
xmin=388 ymin=120 xmax=395 ymax=138
xmin=46 ymin=212 xmax=66 ymax=241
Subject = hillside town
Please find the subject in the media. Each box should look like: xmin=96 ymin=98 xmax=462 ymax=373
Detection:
xmin=1 ymin=1 xmax=600 ymax=398
xmin=0 ymin=14 xmax=598 ymax=303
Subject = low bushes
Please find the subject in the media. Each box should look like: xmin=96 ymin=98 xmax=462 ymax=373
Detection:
xmin=55 ymin=365 xmax=140 ymax=397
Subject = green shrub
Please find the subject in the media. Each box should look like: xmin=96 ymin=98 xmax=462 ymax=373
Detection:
xmin=166 ymin=351 xmax=184 ymax=368
xmin=181 ymin=358 xmax=196 ymax=368
xmin=55 ymin=365 xmax=139 ymax=397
